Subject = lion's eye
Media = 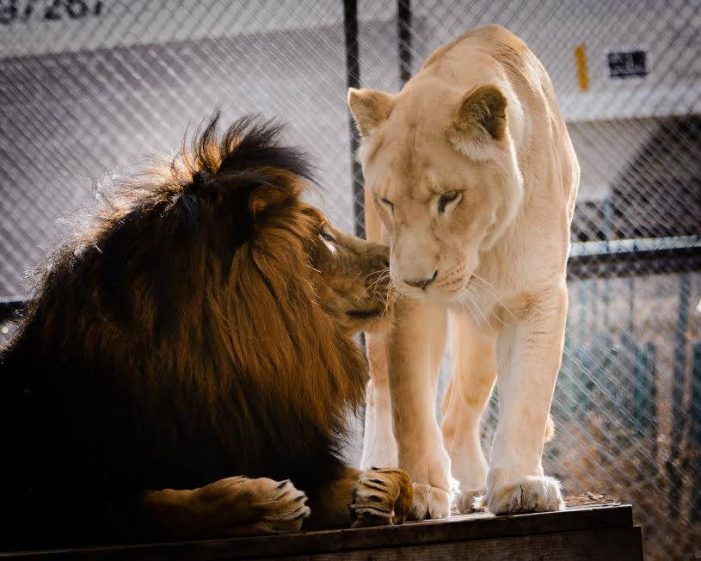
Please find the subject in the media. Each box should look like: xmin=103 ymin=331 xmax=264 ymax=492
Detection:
xmin=320 ymin=229 xmax=335 ymax=243
xmin=437 ymin=191 xmax=462 ymax=214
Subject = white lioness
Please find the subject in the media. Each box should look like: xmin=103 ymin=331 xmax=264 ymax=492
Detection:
xmin=348 ymin=25 xmax=579 ymax=517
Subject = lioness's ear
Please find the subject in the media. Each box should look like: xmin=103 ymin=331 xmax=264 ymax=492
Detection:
xmin=348 ymin=88 xmax=393 ymax=137
xmin=453 ymin=85 xmax=507 ymax=142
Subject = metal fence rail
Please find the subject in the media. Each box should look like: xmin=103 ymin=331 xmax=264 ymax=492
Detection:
xmin=1 ymin=1 xmax=699 ymax=559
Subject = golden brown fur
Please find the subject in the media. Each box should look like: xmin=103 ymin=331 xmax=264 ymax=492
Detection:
xmin=0 ymin=116 xmax=410 ymax=548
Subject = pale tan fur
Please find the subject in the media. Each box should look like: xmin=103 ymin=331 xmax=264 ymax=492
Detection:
xmin=348 ymin=25 xmax=579 ymax=517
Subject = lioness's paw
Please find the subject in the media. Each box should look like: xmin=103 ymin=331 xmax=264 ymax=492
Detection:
xmin=350 ymin=468 xmax=413 ymax=528
xmin=478 ymin=475 xmax=563 ymax=515
xmin=409 ymin=483 xmax=451 ymax=520
xmin=196 ymin=476 xmax=310 ymax=535
xmin=453 ymin=488 xmax=486 ymax=514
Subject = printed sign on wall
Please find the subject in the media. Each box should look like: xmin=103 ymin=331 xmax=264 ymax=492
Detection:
xmin=607 ymin=50 xmax=649 ymax=79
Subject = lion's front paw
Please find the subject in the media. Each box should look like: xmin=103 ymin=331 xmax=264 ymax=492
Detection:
xmin=409 ymin=483 xmax=451 ymax=519
xmin=195 ymin=476 xmax=311 ymax=535
xmin=453 ymin=487 xmax=486 ymax=514
xmin=350 ymin=468 xmax=413 ymax=528
xmin=478 ymin=475 xmax=563 ymax=515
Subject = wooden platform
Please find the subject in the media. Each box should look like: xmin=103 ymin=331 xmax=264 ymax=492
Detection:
xmin=0 ymin=504 xmax=643 ymax=561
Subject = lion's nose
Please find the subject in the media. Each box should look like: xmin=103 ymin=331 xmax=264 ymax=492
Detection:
xmin=403 ymin=270 xmax=438 ymax=290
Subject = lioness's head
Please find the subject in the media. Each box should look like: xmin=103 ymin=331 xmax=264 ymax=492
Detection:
xmin=348 ymin=80 xmax=523 ymax=303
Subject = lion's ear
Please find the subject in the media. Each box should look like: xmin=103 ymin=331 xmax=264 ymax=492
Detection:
xmin=348 ymin=88 xmax=394 ymax=138
xmin=453 ymin=85 xmax=507 ymax=143
xmin=248 ymin=184 xmax=293 ymax=217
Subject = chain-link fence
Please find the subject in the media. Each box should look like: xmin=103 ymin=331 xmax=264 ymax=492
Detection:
xmin=1 ymin=1 xmax=699 ymax=559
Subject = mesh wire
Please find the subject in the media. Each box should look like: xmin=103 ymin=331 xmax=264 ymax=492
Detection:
xmin=1 ymin=1 xmax=700 ymax=558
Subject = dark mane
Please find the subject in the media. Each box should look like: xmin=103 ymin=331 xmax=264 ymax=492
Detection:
xmin=204 ymin=115 xmax=313 ymax=180
xmin=0 ymin=115 xmax=366 ymax=546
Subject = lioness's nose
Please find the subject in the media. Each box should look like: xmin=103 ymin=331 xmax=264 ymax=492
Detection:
xmin=403 ymin=270 xmax=438 ymax=290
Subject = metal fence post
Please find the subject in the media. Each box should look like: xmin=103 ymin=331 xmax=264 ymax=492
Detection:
xmin=342 ymin=0 xmax=364 ymax=239
xmin=397 ymin=0 xmax=412 ymax=85
xmin=691 ymin=342 xmax=701 ymax=522
xmin=667 ymin=272 xmax=691 ymax=517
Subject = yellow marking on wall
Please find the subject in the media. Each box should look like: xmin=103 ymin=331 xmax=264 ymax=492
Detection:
xmin=575 ymin=44 xmax=589 ymax=92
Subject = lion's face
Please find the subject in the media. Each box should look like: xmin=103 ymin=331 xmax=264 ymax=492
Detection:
xmin=312 ymin=221 xmax=391 ymax=334
xmin=348 ymin=83 xmax=523 ymax=304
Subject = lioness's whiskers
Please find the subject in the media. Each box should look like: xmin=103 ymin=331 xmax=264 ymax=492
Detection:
xmin=459 ymin=285 xmax=497 ymax=327
xmin=471 ymin=273 xmax=514 ymax=319
xmin=468 ymin=291 xmax=489 ymax=326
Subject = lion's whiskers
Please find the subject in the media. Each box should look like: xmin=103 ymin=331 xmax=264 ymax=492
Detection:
xmin=367 ymin=268 xmax=390 ymax=290
xmin=366 ymin=268 xmax=391 ymax=298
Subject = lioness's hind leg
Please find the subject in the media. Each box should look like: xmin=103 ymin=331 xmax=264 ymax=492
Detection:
xmin=142 ymin=476 xmax=310 ymax=539
xmin=350 ymin=468 xmax=413 ymax=527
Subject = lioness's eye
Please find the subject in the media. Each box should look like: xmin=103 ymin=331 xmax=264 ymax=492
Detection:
xmin=437 ymin=191 xmax=462 ymax=214
xmin=379 ymin=197 xmax=394 ymax=213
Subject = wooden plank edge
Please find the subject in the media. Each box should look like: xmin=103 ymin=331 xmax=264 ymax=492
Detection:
xmin=0 ymin=504 xmax=636 ymax=560
xmin=252 ymin=525 xmax=645 ymax=561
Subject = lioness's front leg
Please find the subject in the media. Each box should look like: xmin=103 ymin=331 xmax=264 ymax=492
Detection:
xmin=482 ymin=285 xmax=567 ymax=514
xmin=384 ymin=298 xmax=453 ymax=519
xmin=361 ymin=332 xmax=399 ymax=470
xmin=140 ymin=476 xmax=310 ymax=539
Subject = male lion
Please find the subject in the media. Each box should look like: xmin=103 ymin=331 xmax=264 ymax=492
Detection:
xmin=348 ymin=25 xmax=579 ymax=517
xmin=0 ymin=116 xmax=411 ymax=548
